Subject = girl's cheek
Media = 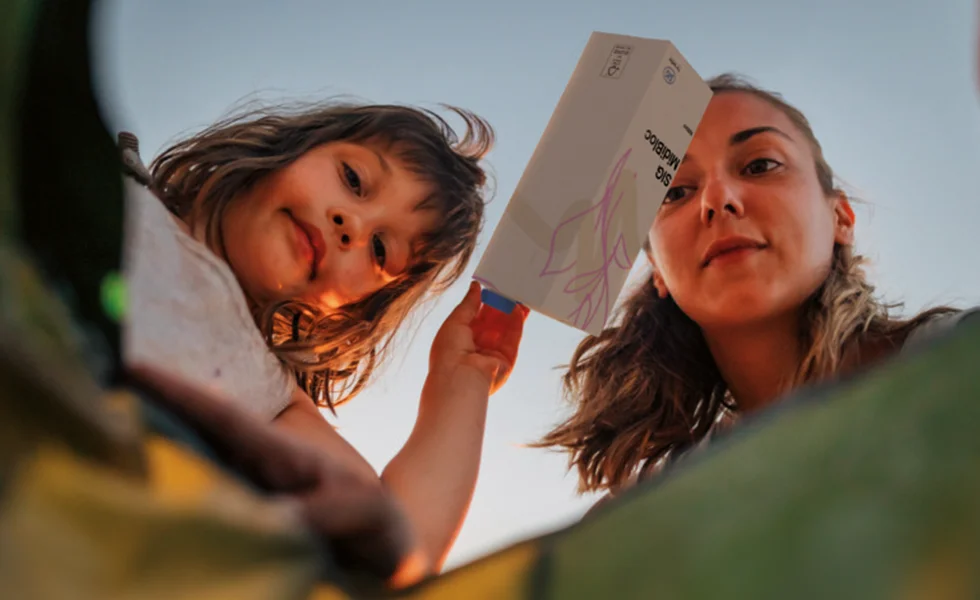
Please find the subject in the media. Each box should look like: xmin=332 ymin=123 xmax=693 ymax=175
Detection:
xmin=319 ymin=266 xmax=357 ymax=307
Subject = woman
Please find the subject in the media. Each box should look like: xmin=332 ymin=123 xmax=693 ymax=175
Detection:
xmin=539 ymin=73 xmax=978 ymax=498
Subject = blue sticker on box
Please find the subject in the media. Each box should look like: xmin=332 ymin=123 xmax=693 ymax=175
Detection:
xmin=480 ymin=288 xmax=517 ymax=314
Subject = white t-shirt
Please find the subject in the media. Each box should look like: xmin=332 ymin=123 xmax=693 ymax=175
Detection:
xmin=121 ymin=178 xmax=295 ymax=419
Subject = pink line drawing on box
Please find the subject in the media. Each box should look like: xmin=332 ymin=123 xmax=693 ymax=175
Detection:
xmin=539 ymin=148 xmax=636 ymax=332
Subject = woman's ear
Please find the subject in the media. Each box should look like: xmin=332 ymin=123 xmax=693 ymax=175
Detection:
xmin=833 ymin=191 xmax=856 ymax=246
xmin=645 ymin=237 xmax=669 ymax=299
xmin=652 ymin=270 xmax=669 ymax=299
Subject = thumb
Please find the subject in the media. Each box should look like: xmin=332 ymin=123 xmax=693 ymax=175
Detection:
xmin=445 ymin=281 xmax=482 ymax=325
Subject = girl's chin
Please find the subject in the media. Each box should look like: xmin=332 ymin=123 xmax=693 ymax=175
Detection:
xmin=240 ymin=278 xmax=295 ymax=308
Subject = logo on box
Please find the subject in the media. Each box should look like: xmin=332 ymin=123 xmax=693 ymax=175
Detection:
xmin=663 ymin=66 xmax=677 ymax=85
xmin=601 ymin=44 xmax=633 ymax=79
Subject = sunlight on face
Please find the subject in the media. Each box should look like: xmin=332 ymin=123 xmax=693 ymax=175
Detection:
xmin=221 ymin=141 xmax=437 ymax=311
xmin=647 ymin=92 xmax=853 ymax=332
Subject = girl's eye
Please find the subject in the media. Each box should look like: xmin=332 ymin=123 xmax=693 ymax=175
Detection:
xmin=663 ymin=186 xmax=691 ymax=204
xmin=372 ymin=234 xmax=387 ymax=268
xmin=342 ymin=163 xmax=363 ymax=195
xmin=742 ymin=158 xmax=782 ymax=176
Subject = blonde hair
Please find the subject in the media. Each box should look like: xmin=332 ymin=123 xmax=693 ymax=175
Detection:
xmin=151 ymin=102 xmax=493 ymax=409
xmin=537 ymin=74 xmax=954 ymax=494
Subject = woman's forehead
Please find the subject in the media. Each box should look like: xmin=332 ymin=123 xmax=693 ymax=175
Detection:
xmin=696 ymin=91 xmax=800 ymax=145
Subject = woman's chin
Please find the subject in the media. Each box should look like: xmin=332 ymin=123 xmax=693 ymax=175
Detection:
xmin=683 ymin=291 xmax=782 ymax=331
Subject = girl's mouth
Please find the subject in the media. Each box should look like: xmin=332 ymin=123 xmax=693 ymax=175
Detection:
xmin=286 ymin=210 xmax=326 ymax=280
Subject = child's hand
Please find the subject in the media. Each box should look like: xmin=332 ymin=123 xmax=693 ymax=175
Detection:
xmin=429 ymin=282 xmax=529 ymax=395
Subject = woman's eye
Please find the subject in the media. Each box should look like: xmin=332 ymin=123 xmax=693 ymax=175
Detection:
xmin=742 ymin=158 xmax=781 ymax=176
xmin=372 ymin=234 xmax=387 ymax=268
xmin=663 ymin=186 xmax=691 ymax=204
xmin=342 ymin=163 xmax=363 ymax=195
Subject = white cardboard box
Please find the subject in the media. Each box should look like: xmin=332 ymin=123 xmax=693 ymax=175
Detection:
xmin=474 ymin=32 xmax=712 ymax=336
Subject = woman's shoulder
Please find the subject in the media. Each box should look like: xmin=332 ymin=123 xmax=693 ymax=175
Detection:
xmin=902 ymin=307 xmax=980 ymax=353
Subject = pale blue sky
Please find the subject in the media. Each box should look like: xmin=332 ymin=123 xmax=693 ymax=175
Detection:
xmin=93 ymin=0 xmax=980 ymax=567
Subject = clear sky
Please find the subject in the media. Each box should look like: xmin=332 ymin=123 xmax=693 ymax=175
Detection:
xmin=93 ymin=0 xmax=980 ymax=568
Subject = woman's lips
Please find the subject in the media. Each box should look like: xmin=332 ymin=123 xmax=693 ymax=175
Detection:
xmin=701 ymin=236 xmax=767 ymax=267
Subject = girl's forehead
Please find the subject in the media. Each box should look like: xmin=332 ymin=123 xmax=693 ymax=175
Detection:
xmin=324 ymin=139 xmax=391 ymax=163
xmin=326 ymin=140 xmax=432 ymax=187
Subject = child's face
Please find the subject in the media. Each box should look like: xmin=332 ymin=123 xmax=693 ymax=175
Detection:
xmin=221 ymin=141 xmax=438 ymax=311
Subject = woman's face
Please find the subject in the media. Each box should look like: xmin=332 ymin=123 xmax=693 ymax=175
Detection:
xmin=648 ymin=91 xmax=854 ymax=331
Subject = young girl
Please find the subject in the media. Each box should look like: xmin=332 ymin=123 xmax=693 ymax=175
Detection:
xmin=539 ymin=74 xmax=978 ymax=501
xmin=122 ymin=101 xmax=528 ymax=573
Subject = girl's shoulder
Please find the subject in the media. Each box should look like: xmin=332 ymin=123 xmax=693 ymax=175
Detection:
xmin=122 ymin=179 xmax=294 ymax=419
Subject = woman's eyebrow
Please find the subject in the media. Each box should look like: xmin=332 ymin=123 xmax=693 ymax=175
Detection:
xmin=729 ymin=126 xmax=792 ymax=146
